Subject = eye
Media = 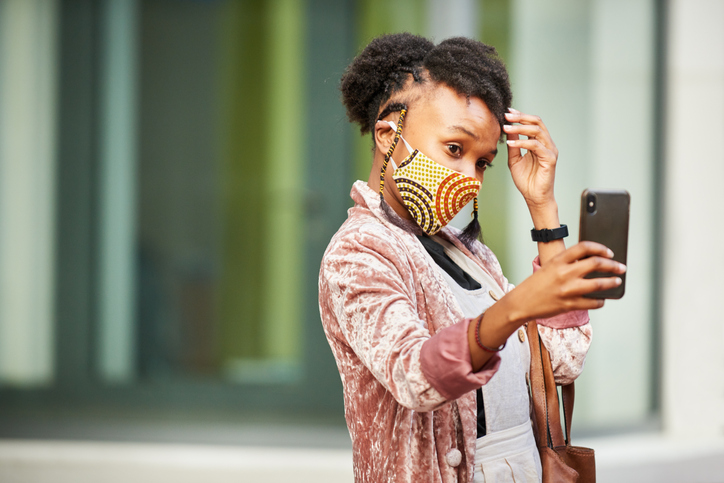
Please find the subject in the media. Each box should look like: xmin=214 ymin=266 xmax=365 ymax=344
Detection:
xmin=477 ymin=159 xmax=493 ymax=170
xmin=447 ymin=144 xmax=462 ymax=157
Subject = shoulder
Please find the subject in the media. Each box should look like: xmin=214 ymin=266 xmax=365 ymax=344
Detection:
xmin=321 ymin=209 xmax=416 ymax=277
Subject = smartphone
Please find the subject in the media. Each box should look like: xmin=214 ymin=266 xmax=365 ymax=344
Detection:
xmin=578 ymin=189 xmax=630 ymax=299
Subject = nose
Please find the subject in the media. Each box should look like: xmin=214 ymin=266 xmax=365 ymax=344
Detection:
xmin=459 ymin=161 xmax=478 ymax=180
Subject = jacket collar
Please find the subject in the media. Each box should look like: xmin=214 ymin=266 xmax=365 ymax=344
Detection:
xmin=350 ymin=180 xmax=424 ymax=235
xmin=350 ymin=180 xmax=482 ymax=257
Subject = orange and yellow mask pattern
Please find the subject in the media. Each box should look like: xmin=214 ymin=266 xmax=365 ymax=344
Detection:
xmin=380 ymin=111 xmax=481 ymax=235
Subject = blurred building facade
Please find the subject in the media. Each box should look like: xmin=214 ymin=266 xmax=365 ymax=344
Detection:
xmin=0 ymin=0 xmax=722 ymax=480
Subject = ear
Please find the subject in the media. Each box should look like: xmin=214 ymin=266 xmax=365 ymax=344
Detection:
xmin=374 ymin=120 xmax=397 ymax=157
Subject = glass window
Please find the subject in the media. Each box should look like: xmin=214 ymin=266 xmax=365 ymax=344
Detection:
xmin=131 ymin=0 xmax=307 ymax=385
xmin=0 ymin=0 xmax=662 ymax=440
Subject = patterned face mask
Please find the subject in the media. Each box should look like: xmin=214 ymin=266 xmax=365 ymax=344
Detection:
xmin=379 ymin=109 xmax=481 ymax=235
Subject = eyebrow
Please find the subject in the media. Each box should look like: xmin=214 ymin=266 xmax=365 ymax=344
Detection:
xmin=448 ymin=125 xmax=498 ymax=155
xmin=448 ymin=125 xmax=479 ymax=140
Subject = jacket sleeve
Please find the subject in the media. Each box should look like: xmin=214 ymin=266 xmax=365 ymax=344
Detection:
xmin=528 ymin=257 xmax=592 ymax=384
xmin=320 ymin=225 xmax=498 ymax=412
xmin=538 ymin=324 xmax=592 ymax=385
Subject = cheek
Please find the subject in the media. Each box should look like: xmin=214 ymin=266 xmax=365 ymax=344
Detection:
xmin=455 ymin=161 xmax=480 ymax=181
xmin=472 ymin=165 xmax=488 ymax=183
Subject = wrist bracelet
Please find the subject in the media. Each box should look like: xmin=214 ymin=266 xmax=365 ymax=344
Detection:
xmin=474 ymin=314 xmax=507 ymax=353
xmin=530 ymin=224 xmax=568 ymax=243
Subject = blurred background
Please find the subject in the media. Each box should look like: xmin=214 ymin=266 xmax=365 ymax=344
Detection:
xmin=0 ymin=0 xmax=722 ymax=481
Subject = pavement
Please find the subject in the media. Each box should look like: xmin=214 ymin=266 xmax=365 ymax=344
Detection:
xmin=0 ymin=432 xmax=722 ymax=483
xmin=585 ymin=433 xmax=724 ymax=483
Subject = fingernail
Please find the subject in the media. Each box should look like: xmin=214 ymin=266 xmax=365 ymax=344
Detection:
xmin=619 ymin=263 xmax=627 ymax=272
xmin=503 ymin=124 xmax=512 ymax=131
xmin=607 ymin=249 xmax=614 ymax=257
xmin=506 ymin=140 xmax=516 ymax=145
xmin=615 ymin=277 xmax=622 ymax=285
xmin=508 ymin=107 xmax=519 ymax=113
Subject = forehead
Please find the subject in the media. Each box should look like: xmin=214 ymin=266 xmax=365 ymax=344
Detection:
xmin=411 ymin=83 xmax=501 ymax=141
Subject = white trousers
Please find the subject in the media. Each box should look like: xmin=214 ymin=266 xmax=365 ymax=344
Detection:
xmin=472 ymin=420 xmax=542 ymax=483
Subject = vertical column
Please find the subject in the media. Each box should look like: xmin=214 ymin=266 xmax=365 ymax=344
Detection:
xmin=219 ymin=0 xmax=306 ymax=381
xmin=509 ymin=0 xmax=658 ymax=428
xmin=304 ymin=0 xmax=357 ymax=406
xmin=427 ymin=0 xmax=477 ymax=41
xmin=55 ymin=0 xmax=97 ymax=385
xmin=662 ymin=0 xmax=724 ymax=436
xmin=507 ymin=0 xmax=592 ymax=285
xmin=97 ymin=0 xmax=139 ymax=382
xmin=476 ymin=0 xmax=511 ymax=270
xmin=0 ymin=0 xmax=58 ymax=386
xmin=263 ymin=0 xmax=306 ymax=363
xmin=219 ymin=0 xmax=269 ymax=369
xmin=578 ymin=0 xmax=656 ymax=426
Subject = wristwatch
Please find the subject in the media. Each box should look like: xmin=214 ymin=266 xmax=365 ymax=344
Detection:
xmin=530 ymin=224 xmax=568 ymax=243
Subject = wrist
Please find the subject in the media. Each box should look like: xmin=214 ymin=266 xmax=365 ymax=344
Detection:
xmin=528 ymin=200 xmax=560 ymax=230
xmin=489 ymin=294 xmax=529 ymax=330
xmin=531 ymin=224 xmax=568 ymax=243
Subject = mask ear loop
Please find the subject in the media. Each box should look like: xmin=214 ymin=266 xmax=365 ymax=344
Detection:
xmin=379 ymin=108 xmax=407 ymax=202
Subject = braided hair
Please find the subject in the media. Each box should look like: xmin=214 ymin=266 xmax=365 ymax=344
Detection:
xmin=341 ymin=33 xmax=512 ymax=137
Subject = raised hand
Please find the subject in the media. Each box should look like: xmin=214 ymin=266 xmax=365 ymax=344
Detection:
xmin=504 ymin=108 xmax=559 ymax=209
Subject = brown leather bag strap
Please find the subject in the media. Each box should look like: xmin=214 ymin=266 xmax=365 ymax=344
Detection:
xmin=538 ymin=326 xmax=566 ymax=448
xmin=562 ymin=383 xmax=575 ymax=445
xmin=527 ymin=321 xmax=550 ymax=447
xmin=527 ymin=321 xmax=567 ymax=449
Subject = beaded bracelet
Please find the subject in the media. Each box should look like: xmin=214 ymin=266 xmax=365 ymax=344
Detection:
xmin=474 ymin=314 xmax=507 ymax=353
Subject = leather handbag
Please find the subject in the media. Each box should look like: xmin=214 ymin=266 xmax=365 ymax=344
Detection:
xmin=527 ymin=321 xmax=596 ymax=482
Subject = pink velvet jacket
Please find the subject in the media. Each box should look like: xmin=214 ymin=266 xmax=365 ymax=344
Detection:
xmin=318 ymin=181 xmax=592 ymax=483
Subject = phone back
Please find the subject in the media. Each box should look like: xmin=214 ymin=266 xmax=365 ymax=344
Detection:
xmin=579 ymin=189 xmax=630 ymax=299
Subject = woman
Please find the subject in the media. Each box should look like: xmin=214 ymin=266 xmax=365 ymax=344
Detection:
xmin=318 ymin=34 xmax=625 ymax=483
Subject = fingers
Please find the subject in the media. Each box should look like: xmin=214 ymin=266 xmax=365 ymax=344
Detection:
xmin=543 ymin=241 xmax=626 ymax=303
xmin=574 ymin=255 xmax=627 ymax=278
xmin=570 ymin=297 xmax=606 ymax=310
xmin=557 ymin=241 xmax=614 ymax=264
xmin=504 ymin=108 xmax=558 ymax=158
xmin=503 ymin=122 xmax=545 ymax=141
xmin=505 ymin=138 xmax=548 ymax=155
xmin=506 ymin=129 xmax=521 ymax=165
xmin=568 ymin=274 xmax=623 ymax=297
xmin=504 ymin=109 xmax=548 ymax=131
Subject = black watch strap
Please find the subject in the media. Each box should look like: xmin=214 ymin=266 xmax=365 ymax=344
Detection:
xmin=531 ymin=224 xmax=568 ymax=243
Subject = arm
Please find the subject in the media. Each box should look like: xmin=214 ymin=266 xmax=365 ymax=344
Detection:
xmin=505 ymin=108 xmax=565 ymax=266
xmin=530 ymin=256 xmax=592 ymax=383
xmin=320 ymin=226 xmax=499 ymax=411
xmin=467 ymin=241 xmax=622 ymax=371
xmin=467 ymin=110 xmax=626 ymax=371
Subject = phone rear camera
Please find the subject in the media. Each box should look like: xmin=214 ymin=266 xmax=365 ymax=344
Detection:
xmin=586 ymin=194 xmax=596 ymax=213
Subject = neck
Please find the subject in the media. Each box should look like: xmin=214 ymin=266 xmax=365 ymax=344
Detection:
xmin=367 ymin=153 xmax=413 ymax=221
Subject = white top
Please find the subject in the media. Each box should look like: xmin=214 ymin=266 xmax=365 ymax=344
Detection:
xmin=431 ymin=236 xmax=532 ymax=434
